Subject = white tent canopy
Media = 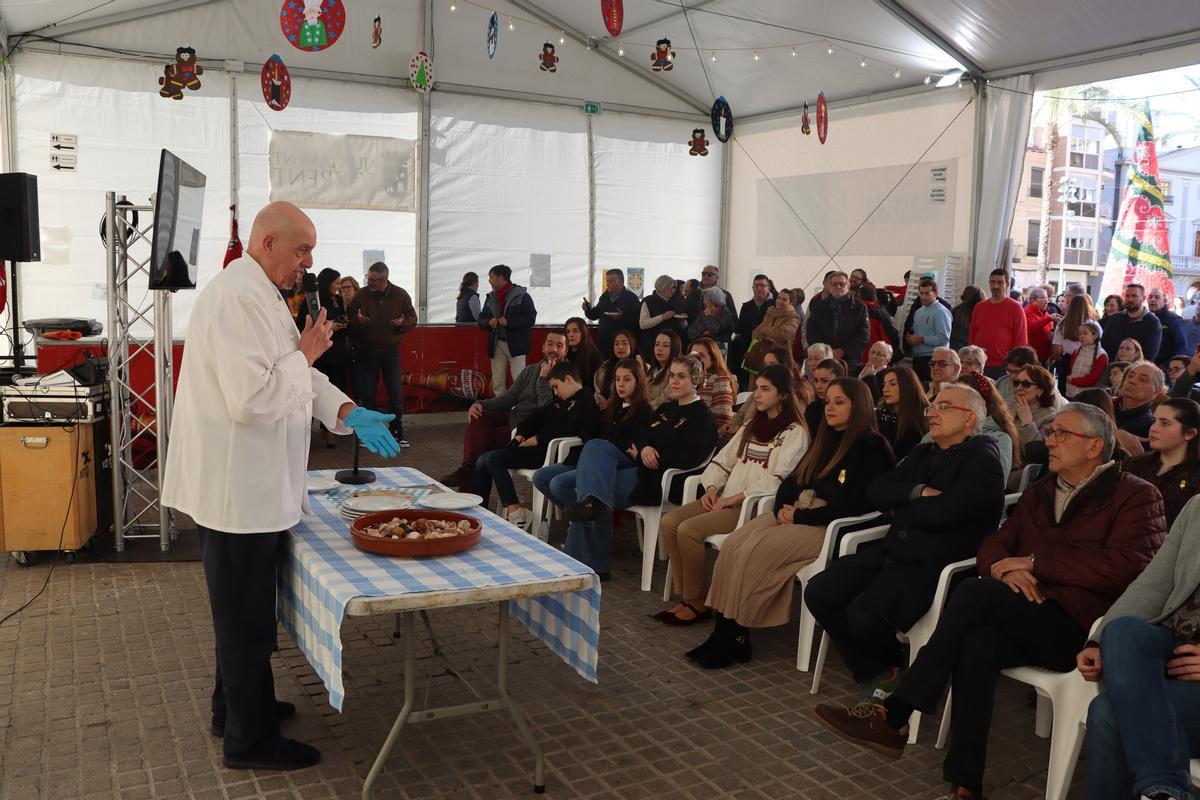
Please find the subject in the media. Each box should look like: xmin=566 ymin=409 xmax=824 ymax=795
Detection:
xmin=1 ymin=0 xmax=1198 ymax=335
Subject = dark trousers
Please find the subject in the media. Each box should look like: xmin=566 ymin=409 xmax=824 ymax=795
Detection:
xmin=912 ymin=355 xmax=933 ymax=384
xmin=354 ymin=348 xmax=404 ymax=437
xmin=804 ymin=547 xmax=942 ymax=683
xmin=463 ymin=409 xmax=513 ymax=466
xmin=889 ymin=577 xmax=1086 ymax=789
xmin=199 ymin=526 xmax=284 ymax=756
xmin=475 ymin=445 xmax=546 ymax=507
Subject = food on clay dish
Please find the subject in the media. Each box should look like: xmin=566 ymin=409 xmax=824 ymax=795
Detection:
xmin=360 ymin=516 xmax=475 ymax=541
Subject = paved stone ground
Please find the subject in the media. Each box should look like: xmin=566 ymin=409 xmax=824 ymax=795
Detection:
xmin=0 ymin=412 xmax=1088 ymax=800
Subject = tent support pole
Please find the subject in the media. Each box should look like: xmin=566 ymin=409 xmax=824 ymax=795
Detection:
xmin=416 ymin=0 xmax=433 ymax=321
xmin=586 ymin=115 xmax=596 ymax=304
xmin=228 ymin=66 xmax=239 ymax=235
xmin=968 ymin=82 xmax=987 ymax=284
xmin=719 ymin=137 xmax=732 ymax=274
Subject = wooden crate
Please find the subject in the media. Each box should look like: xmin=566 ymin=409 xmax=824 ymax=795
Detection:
xmin=0 ymin=424 xmax=100 ymax=553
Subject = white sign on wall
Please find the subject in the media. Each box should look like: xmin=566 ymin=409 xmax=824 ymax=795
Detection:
xmin=269 ymin=131 xmax=416 ymax=212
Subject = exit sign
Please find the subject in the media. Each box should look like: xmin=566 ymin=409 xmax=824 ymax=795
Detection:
xmin=584 ymin=101 xmax=602 ymax=115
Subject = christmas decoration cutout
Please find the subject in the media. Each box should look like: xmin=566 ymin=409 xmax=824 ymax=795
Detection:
xmin=372 ymin=16 xmax=382 ymax=48
xmin=710 ymin=96 xmax=733 ymax=143
xmin=410 ymin=51 xmax=433 ymax=93
xmin=651 ymin=38 xmax=674 ymax=71
xmin=816 ymin=92 xmax=828 ymax=144
xmin=688 ymin=128 xmax=709 ymax=157
xmin=280 ymin=0 xmax=346 ymax=53
xmin=487 ymin=12 xmax=499 ymax=59
xmin=800 ymin=102 xmax=811 ymax=136
xmin=158 ymin=47 xmax=203 ymax=100
xmin=601 ymin=0 xmax=623 ymax=37
xmin=538 ymin=43 xmax=559 ymax=73
xmin=261 ymin=55 xmax=292 ymax=111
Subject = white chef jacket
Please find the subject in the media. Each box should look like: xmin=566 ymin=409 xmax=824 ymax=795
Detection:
xmin=162 ymin=255 xmax=352 ymax=533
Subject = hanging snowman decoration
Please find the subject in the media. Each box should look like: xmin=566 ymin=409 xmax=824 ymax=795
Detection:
xmin=650 ymin=38 xmax=674 ymax=71
xmin=710 ymin=96 xmax=733 ymax=143
xmin=538 ymin=43 xmax=559 ymax=73
xmin=688 ymin=129 xmax=709 ymax=157
xmin=487 ymin=12 xmax=499 ymax=59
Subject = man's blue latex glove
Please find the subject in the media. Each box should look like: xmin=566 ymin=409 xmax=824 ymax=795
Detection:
xmin=344 ymin=408 xmax=400 ymax=458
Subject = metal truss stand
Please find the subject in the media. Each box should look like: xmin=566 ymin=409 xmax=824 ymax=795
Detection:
xmin=105 ymin=192 xmax=176 ymax=552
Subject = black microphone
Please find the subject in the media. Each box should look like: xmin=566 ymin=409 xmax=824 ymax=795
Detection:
xmin=302 ymin=272 xmax=321 ymax=320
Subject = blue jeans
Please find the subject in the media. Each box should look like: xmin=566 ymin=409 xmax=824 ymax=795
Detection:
xmin=354 ymin=348 xmax=404 ymax=437
xmin=532 ymin=464 xmax=576 ymax=509
xmin=1086 ymin=616 xmax=1200 ymax=800
xmin=562 ymin=440 xmax=639 ymax=575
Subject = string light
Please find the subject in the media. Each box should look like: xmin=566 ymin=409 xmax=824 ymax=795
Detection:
xmin=507 ymin=15 xmax=514 ymax=30
xmin=860 ymin=57 xmax=867 ymax=68
xmin=449 ymin=1 xmax=456 ymax=9
xmin=791 ymin=46 xmax=797 ymax=57
xmin=710 ymin=50 xmax=717 ymax=62
xmin=753 ymin=50 xmax=760 ymax=61
xmin=893 ymin=68 xmax=901 ymax=78
xmin=826 ymin=41 xmax=833 ymax=55
xmin=617 ymin=43 xmax=625 ymax=56
xmin=558 ymin=32 xmax=565 ymax=45
xmin=924 ymin=75 xmax=932 ymax=85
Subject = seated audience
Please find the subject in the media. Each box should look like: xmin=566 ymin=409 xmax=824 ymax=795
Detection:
xmin=655 ymin=365 xmax=810 ymax=629
xmin=593 ymin=329 xmax=643 ymax=411
xmin=691 ymin=378 xmax=893 ymax=665
xmin=1118 ymin=361 xmax=1165 ymax=439
xmin=805 ymin=342 xmax=834 ymax=380
xmin=806 ymin=383 xmax=1004 ymax=696
xmin=859 ymin=284 xmax=901 ymax=368
xmin=996 ymin=345 xmax=1040 ymax=410
xmin=564 ymin=356 xmax=717 ymax=572
xmin=639 ymin=274 xmax=688 ymax=356
xmin=689 ymin=338 xmax=736 ymax=433
xmin=806 ymin=358 xmax=847 ymax=436
xmin=1011 ymin=364 xmax=1067 ymax=448
xmin=438 ymin=331 xmax=566 ymax=489
xmin=1167 ymin=355 xmax=1190 ymax=390
xmin=1065 ymin=319 xmax=1107 ymax=398
xmin=1169 ymin=347 xmax=1200 ymax=402
xmin=1072 ymin=388 xmax=1145 ymax=460
xmin=814 ymin=402 xmax=1167 ymax=800
xmin=1118 ymin=337 xmax=1145 ymax=364
xmin=1125 ymin=398 xmax=1200 ymax=526
xmin=646 ymin=330 xmax=682 ymax=408
xmin=743 ymin=287 xmax=801 ymax=377
xmin=928 ymin=346 xmax=962 ymax=397
xmin=1108 ymin=361 xmax=1131 ymax=398
xmin=687 ymin=287 xmax=736 ymax=342
xmin=858 ymin=341 xmax=894 ymax=402
xmin=957 ymin=345 xmax=985 ymax=377
xmin=1081 ymin=494 xmax=1200 ymax=800
xmin=533 ymin=358 xmax=653 ymax=576
xmin=473 ymin=361 xmax=597 ymax=526
xmin=875 ymin=366 xmax=929 ymax=461
xmin=565 ymin=316 xmax=601 ymax=388
xmin=722 ymin=346 xmax=812 ymax=438
xmin=954 ymin=372 xmax=1020 ymax=482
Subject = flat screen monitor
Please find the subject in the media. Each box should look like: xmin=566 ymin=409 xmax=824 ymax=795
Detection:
xmin=149 ymin=149 xmax=206 ymax=290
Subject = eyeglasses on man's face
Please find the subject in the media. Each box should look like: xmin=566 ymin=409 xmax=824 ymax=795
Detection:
xmin=1041 ymin=424 xmax=1098 ymax=444
xmin=930 ymin=359 xmax=954 ymax=369
xmin=924 ymin=402 xmax=972 ymax=416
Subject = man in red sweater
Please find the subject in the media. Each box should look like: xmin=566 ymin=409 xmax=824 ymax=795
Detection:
xmin=1023 ymin=287 xmax=1057 ymax=363
xmin=813 ymin=402 xmax=1166 ymax=800
xmin=969 ymin=269 xmax=1029 ymax=379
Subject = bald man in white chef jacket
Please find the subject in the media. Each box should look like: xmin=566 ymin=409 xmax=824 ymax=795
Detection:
xmin=163 ymin=202 xmax=400 ymax=772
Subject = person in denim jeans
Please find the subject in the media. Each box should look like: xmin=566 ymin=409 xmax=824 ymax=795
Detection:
xmin=1082 ymin=495 xmax=1200 ymax=800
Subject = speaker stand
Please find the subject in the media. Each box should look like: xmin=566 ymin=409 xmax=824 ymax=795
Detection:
xmin=7 ymin=260 xmax=24 ymax=369
xmin=335 ymin=434 xmax=376 ymax=485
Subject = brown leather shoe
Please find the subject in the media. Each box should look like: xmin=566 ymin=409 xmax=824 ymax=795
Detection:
xmin=937 ymin=787 xmax=986 ymax=800
xmin=814 ymin=701 xmax=908 ymax=759
xmin=438 ymin=466 xmax=472 ymax=489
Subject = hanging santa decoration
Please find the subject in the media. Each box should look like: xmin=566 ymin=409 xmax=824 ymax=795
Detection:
xmin=688 ymin=128 xmax=709 ymax=157
xmin=710 ymin=96 xmax=733 ymax=143
xmin=816 ymin=91 xmax=828 ymax=144
xmin=650 ymin=38 xmax=674 ymax=71
xmin=601 ymin=0 xmax=623 ymax=37
xmin=487 ymin=11 xmax=499 ymax=59
xmin=410 ymin=51 xmax=433 ymax=93
xmin=538 ymin=43 xmax=560 ymax=73
xmin=280 ymin=0 xmax=346 ymax=53
xmin=800 ymin=102 xmax=811 ymax=136
xmin=261 ymin=55 xmax=292 ymax=111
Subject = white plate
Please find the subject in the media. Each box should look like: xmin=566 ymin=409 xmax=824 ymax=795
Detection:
xmin=307 ymin=478 xmax=338 ymax=493
xmin=344 ymin=496 xmax=413 ymax=513
xmin=421 ymin=492 xmax=484 ymax=510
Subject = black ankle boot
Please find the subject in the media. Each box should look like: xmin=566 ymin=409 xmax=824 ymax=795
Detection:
xmin=685 ymin=613 xmax=727 ymax=661
xmin=565 ymin=497 xmax=610 ymax=524
xmin=698 ymin=622 xmax=752 ymax=669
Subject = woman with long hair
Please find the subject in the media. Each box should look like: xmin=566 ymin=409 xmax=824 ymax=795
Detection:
xmin=564 ymin=356 xmax=717 ymax=576
xmin=647 ymin=330 xmax=682 ymax=408
xmin=531 ymin=358 xmax=654 ymax=575
xmin=875 ymin=366 xmax=929 ymax=460
xmin=456 ymin=271 xmax=481 ymax=323
xmin=959 ymin=371 xmax=1021 ymax=481
xmin=805 ymin=358 xmax=847 ymax=435
xmin=564 ymin=317 xmax=602 ymax=388
xmin=1123 ymin=398 xmax=1200 ymax=526
xmin=721 ymin=346 xmax=814 ymax=438
xmin=687 ymin=377 xmax=893 ymax=667
xmin=1101 ymin=294 xmax=1123 ymax=326
xmin=1073 ymin=388 xmax=1144 ymax=459
xmin=655 ymin=364 xmax=810 ymax=628
xmin=688 ymin=337 xmax=736 ymax=432
xmin=593 ymin=330 xmax=644 ymax=410
xmin=950 ymin=286 xmax=985 ymax=350
xmin=1052 ymin=293 xmax=1098 ymax=362
xmin=1117 ymin=337 xmax=1145 ymax=364
xmin=1011 ymin=364 xmax=1067 ymax=447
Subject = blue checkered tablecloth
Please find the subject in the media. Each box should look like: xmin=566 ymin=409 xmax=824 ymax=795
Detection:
xmin=278 ymin=468 xmax=601 ymax=711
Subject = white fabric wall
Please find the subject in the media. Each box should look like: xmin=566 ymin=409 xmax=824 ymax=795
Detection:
xmin=727 ymin=87 xmax=977 ymax=301
xmin=972 ymin=75 xmax=1034 ymax=279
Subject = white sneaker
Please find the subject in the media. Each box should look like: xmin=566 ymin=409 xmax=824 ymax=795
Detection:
xmin=506 ymin=507 xmax=531 ymax=527
xmin=396 ymin=438 xmax=411 ymax=449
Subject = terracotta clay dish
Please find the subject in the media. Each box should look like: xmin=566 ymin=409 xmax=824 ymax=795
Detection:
xmin=349 ymin=509 xmax=482 ymax=557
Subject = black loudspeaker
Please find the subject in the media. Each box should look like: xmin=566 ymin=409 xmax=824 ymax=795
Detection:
xmin=0 ymin=173 xmax=41 ymax=262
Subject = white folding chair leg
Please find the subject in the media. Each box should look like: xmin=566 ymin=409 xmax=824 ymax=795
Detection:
xmin=936 ymin=690 xmax=951 ymax=749
xmin=809 ymin=631 xmax=830 ymax=694
xmin=796 ymin=606 xmax=817 ymax=672
xmin=639 ymin=510 xmax=662 ymax=592
xmin=529 ymin=491 xmax=547 ymax=542
xmin=1035 ymin=694 xmax=1052 ymax=738
xmin=1043 ymin=693 xmax=1092 ymax=800
xmin=661 ymin=559 xmax=673 ymax=602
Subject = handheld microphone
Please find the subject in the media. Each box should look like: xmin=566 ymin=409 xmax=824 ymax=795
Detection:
xmin=302 ymin=272 xmax=321 ymax=320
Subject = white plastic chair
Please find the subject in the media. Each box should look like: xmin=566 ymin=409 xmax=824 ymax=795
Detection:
xmin=935 ymin=618 xmax=1102 ymax=800
xmin=1192 ymin=759 xmax=1200 ymax=787
xmin=659 ymin=482 xmax=769 ymax=602
xmin=735 ymin=390 xmax=752 ymax=407
xmin=627 ymin=449 xmax=714 ymax=592
xmin=519 ymin=436 xmax=582 ymax=541
xmin=1017 ymin=463 xmax=1043 ymax=492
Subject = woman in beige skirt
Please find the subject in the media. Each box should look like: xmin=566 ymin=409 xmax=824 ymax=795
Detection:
xmin=652 ymin=365 xmax=810 ymax=625
xmin=687 ymin=377 xmax=894 ymax=669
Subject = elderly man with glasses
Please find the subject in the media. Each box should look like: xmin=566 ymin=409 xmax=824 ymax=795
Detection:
xmin=805 ymin=384 xmax=1005 ymax=703
xmin=928 ymin=347 xmax=962 ymax=396
xmin=815 ymin=402 xmax=1167 ymax=800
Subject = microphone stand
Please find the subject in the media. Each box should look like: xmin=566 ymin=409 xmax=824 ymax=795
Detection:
xmin=335 ymin=433 xmax=376 ymax=485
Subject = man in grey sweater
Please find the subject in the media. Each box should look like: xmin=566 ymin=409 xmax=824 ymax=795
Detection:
xmin=439 ymin=331 xmax=567 ymax=489
xmin=1080 ymin=494 xmax=1200 ymax=800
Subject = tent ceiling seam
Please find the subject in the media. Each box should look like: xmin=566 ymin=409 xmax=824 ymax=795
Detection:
xmin=21 ymin=0 xmax=226 ymax=38
xmin=982 ymin=28 xmax=1200 ymax=82
xmin=870 ymin=0 xmax=982 ymax=75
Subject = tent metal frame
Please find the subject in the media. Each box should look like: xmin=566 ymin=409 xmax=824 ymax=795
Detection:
xmin=104 ymin=193 xmax=176 ymax=552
